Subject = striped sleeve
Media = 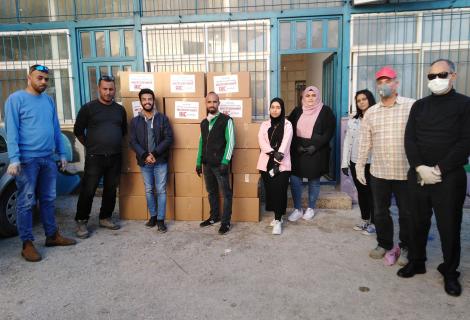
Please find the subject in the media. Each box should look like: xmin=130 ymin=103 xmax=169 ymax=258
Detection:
xmin=222 ymin=118 xmax=235 ymax=164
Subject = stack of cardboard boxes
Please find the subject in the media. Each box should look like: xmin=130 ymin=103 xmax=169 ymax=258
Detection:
xmin=118 ymin=71 xmax=260 ymax=222
xmin=161 ymin=72 xmax=206 ymax=221
xmin=119 ymin=72 xmax=175 ymax=220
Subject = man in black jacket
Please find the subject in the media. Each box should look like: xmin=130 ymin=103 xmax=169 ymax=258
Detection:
xmin=130 ymin=89 xmax=173 ymax=232
xmin=196 ymin=92 xmax=235 ymax=234
xmin=398 ymin=59 xmax=470 ymax=297
xmin=74 ymin=75 xmax=127 ymax=238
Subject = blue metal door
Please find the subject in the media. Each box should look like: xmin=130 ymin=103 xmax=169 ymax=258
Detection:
xmin=323 ymin=52 xmax=338 ymax=180
xmin=77 ymin=28 xmax=137 ymax=105
xmin=278 ymin=17 xmax=342 ymax=182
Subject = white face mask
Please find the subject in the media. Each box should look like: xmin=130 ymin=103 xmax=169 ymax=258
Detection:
xmin=427 ymin=78 xmax=451 ymax=95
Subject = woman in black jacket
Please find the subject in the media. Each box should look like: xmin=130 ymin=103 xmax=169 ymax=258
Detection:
xmin=287 ymin=86 xmax=336 ymax=221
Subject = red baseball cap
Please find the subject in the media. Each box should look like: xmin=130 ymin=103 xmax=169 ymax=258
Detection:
xmin=375 ymin=66 xmax=397 ymax=80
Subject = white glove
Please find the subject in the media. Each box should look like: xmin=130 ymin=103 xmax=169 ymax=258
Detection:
xmin=59 ymin=158 xmax=68 ymax=172
xmin=357 ymin=171 xmax=367 ymax=185
xmin=7 ymin=163 xmax=21 ymax=176
xmin=416 ymin=165 xmax=441 ymax=186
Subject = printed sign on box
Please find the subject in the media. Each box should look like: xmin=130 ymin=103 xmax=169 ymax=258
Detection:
xmin=174 ymin=101 xmax=200 ymax=120
xmin=170 ymin=74 xmax=196 ymax=93
xmin=131 ymin=101 xmax=142 ymax=117
xmin=219 ymin=100 xmax=243 ymax=118
xmin=213 ymin=75 xmax=239 ymax=94
xmin=128 ymin=73 xmax=154 ymax=92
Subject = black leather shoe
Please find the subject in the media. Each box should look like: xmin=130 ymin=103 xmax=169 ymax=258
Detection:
xmin=218 ymin=223 xmax=230 ymax=235
xmin=444 ymin=277 xmax=462 ymax=297
xmin=397 ymin=262 xmax=426 ymax=278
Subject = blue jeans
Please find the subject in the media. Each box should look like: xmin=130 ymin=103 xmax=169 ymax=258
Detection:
xmin=290 ymin=175 xmax=321 ymax=210
xmin=203 ymin=164 xmax=233 ymax=224
xmin=15 ymin=156 xmax=57 ymax=242
xmin=140 ymin=163 xmax=168 ymax=220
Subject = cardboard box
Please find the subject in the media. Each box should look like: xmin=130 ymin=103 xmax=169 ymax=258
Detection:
xmin=164 ymin=98 xmax=206 ymax=124
xmin=232 ymin=173 xmax=260 ymax=197
xmin=232 ymin=197 xmax=260 ymax=222
xmin=231 ymin=148 xmax=260 ymax=173
xmin=175 ymin=197 xmax=202 ymax=221
xmin=172 ymin=123 xmax=201 ymax=149
xmin=235 ymin=122 xmax=261 ymax=149
xmin=219 ymin=98 xmax=252 ymax=124
xmin=119 ymin=195 xmax=149 ymax=220
xmin=167 ymin=173 xmax=175 ymax=196
xmin=175 ymin=173 xmax=203 ymax=197
xmin=206 ymin=72 xmax=250 ymax=98
xmin=119 ymin=173 xmax=145 ymax=196
xmin=156 ymin=72 xmax=206 ymax=98
xmin=121 ymin=148 xmax=141 ymax=173
xmin=202 ymin=173 xmax=232 ymax=197
xmin=166 ymin=196 xmax=175 ymax=220
xmin=119 ymin=72 xmax=163 ymax=98
xmin=172 ymin=148 xmax=198 ymax=173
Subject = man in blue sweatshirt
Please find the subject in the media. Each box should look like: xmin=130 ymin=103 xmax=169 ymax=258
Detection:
xmin=5 ymin=64 xmax=76 ymax=262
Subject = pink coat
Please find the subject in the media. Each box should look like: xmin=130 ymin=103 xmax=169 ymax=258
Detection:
xmin=256 ymin=119 xmax=293 ymax=172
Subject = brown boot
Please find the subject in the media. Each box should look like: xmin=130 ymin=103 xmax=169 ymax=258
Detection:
xmin=45 ymin=231 xmax=77 ymax=247
xmin=22 ymin=240 xmax=42 ymax=262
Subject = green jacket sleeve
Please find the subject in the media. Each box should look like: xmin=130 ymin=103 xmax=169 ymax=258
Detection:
xmin=221 ymin=118 xmax=235 ymax=165
xmin=196 ymin=134 xmax=203 ymax=167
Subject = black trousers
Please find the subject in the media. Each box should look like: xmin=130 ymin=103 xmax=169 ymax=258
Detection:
xmin=203 ymin=164 xmax=233 ymax=224
xmin=261 ymin=171 xmax=290 ymax=221
xmin=349 ymin=162 xmax=374 ymax=223
xmin=370 ymin=176 xmax=411 ymax=251
xmin=75 ymin=154 xmax=121 ymax=221
xmin=407 ymin=168 xmax=466 ymax=279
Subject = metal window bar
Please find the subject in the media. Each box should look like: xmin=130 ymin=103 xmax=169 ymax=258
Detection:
xmin=1 ymin=0 xmax=344 ymax=22
xmin=0 ymin=30 xmax=75 ymax=124
xmin=349 ymin=9 xmax=470 ymax=115
xmin=143 ymin=20 xmax=270 ymax=120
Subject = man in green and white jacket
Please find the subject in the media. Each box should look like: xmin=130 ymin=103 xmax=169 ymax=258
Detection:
xmin=196 ymin=92 xmax=235 ymax=234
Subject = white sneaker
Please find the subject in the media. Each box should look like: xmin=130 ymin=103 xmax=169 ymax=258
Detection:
xmin=272 ymin=220 xmax=282 ymax=235
xmin=288 ymin=209 xmax=303 ymax=222
xmin=269 ymin=217 xmax=283 ymax=227
xmin=302 ymin=208 xmax=315 ymax=220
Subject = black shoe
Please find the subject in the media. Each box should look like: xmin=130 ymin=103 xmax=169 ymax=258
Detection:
xmin=145 ymin=216 xmax=158 ymax=228
xmin=200 ymin=218 xmax=220 ymax=227
xmin=156 ymin=220 xmax=167 ymax=233
xmin=444 ymin=277 xmax=462 ymax=297
xmin=218 ymin=223 xmax=230 ymax=235
xmin=397 ymin=262 xmax=426 ymax=278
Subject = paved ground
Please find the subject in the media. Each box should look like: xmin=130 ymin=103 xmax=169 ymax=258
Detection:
xmin=1 ymin=196 xmax=469 ymax=320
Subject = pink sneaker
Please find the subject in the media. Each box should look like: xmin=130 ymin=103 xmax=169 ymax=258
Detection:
xmin=383 ymin=246 xmax=401 ymax=266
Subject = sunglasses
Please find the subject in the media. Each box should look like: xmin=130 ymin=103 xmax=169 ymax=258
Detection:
xmin=32 ymin=65 xmax=49 ymax=73
xmin=99 ymin=75 xmax=115 ymax=81
xmin=427 ymin=72 xmax=452 ymax=80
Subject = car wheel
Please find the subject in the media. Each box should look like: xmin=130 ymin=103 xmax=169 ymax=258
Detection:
xmin=0 ymin=183 xmax=18 ymax=237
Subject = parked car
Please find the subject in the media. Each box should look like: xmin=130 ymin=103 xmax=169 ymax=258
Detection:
xmin=0 ymin=125 xmax=81 ymax=237
xmin=0 ymin=126 xmax=18 ymax=237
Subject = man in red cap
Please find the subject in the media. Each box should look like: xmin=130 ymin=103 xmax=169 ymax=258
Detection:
xmin=356 ymin=66 xmax=415 ymax=267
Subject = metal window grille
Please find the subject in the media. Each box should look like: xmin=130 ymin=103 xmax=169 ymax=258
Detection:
xmin=0 ymin=30 xmax=75 ymax=123
xmin=0 ymin=0 xmax=134 ymax=23
xmin=143 ymin=20 xmax=270 ymax=120
xmin=142 ymin=0 xmax=343 ymax=16
xmin=350 ymin=9 xmax=470 ymax=113
xmin=0 ymin=0 xmax=343 ymax=23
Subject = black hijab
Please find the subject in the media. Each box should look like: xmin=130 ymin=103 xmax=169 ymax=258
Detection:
xmin=268 ymin=97 xmax=285 ymax=151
